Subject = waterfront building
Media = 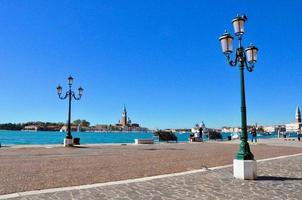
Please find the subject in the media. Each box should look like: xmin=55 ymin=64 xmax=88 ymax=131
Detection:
xmin=88 ymin=105 xmax=149 ymax=132
xmin=285 ymin=106 xmax=302 ymax=132
xmin=263 ymin=125 xmax=286 ymax=133
xmin=115 ymin=105 xmax=144 ymax=131
xmin=285 ymin=123 xmax=299 ymax=132
xmin=93 ymin=124 xmax=109 ymax=131
xmin=263 ymin=126 xmax=275 ymax=133
xmin=89 ymin=105 xmax=148 ymax=132
xmin=22 ymin=125 xmax=40 ymax=131
xmin=23 ymin=124 xmax=62 ymax=131
xmin=60 ymin=125 xmax=78 ymax=132
xmin=221 ymin=127 xmax=242 ymax=133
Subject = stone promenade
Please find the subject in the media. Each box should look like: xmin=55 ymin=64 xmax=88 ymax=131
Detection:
xmin=2 ymin=154 xmax=302 ymax=200
xmin=1 ymin=142 xmax=302 ymax=195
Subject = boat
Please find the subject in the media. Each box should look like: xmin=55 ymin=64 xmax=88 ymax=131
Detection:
xmin=153 ymin=130 xmax=178 ymax=142
xmin=231 ymin=132 xmax=239 ymax=139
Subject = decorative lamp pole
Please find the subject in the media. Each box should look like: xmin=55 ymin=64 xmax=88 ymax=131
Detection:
xmin=57 ymin=75 xmax=83 ymax=146
xmin=219 ymin=15 xmax=259 ymax=180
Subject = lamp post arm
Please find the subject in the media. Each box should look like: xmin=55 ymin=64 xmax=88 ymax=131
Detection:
xmin=72 ymin=92 xmax=82 ymax=100
xmin=245 ymin=59 xmax=255 ymax=72
xmin=246 ymin=64 xmax=254 ymax=72
xmin=58 ymin=92 xmax=69 ymax=100
xmin=227 ymin=53 xmax=238 ymax=67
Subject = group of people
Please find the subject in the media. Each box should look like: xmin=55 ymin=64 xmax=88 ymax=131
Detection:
xmin=189 ymin=122 xmax=205 ymax=142
xmin=189 ymin=126 xmax=203 ymax=142
xmin=189 ymin=124 xmax=301 ymax=143
xmin=295 ymin=130 xmax=301 ymax=141
xmin=251 ymin=126 xmax=302 ymax=143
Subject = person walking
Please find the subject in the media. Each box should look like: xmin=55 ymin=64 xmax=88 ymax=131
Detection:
xmin=199 ymin=127 xmax=203 ymax=142
xmin=251 ymin=126 xmax=257 ymax=143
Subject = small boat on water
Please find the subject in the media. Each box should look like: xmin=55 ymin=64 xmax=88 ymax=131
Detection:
xmin=231 ymin=132 xmax=239 ymax=139
xmin=153 ymin=130 xmax=178 ymax=142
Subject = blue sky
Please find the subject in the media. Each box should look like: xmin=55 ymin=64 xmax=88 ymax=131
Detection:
xmin=0 ymin=0 xmax=301 ymax=129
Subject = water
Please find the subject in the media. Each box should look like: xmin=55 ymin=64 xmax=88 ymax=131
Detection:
xmin=0 ymin=130 xmax=298 ymax=145
xmin=0 ymin=131 xmax=191 ymax=145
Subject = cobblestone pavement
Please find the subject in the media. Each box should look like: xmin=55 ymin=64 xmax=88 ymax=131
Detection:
xmin=2 ymin=143 xmax=302 ymax=195
xmin=5 ymin=155 xmax=302 ymax=200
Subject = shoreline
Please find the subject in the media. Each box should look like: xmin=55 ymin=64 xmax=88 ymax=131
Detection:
xmin=1 ymin=137 xmax=301 ymax=149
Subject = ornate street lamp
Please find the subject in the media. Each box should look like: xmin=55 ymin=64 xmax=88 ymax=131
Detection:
xmin=232 ymin=15 xmax=247 ymax=36
xmin=57 ymin=76 xmax=83 ymax=146
xmin=219 ymin=15 xmax=259 ymax=180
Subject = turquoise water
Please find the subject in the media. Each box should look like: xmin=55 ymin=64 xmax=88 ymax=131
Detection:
xmin=0 ymin=130 xmax=298 ymax=145
xmin=0 ymin=131 xmax=191 ymax=145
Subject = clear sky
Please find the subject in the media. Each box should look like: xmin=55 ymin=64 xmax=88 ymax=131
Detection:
xmin=0 ymin=0 xmax=301 ymax=129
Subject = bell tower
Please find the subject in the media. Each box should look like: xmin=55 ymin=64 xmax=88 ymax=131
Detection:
xmin=296 ymin=106 xmax=301 ymax=124
xmin=121 ymin=105 xmax=128 ymax=128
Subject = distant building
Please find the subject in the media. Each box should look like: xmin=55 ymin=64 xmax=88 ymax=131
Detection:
xmin=46 ymin=125 xmax=62 ymax=131
xmin=115 ymin=105 xmax=147 ymax=131
xmin=117 ymin=105 xmax=131 ymax=128
xmin=22 ymin=125 xmax=40 ymax=131
xmin=121 ymin=105 xmax=128 ymax=128
xmin=23 ymin=124 xmax=62 ymax=131
xmin=285 ymin=123 xmax=300 ymax=132
xmin=221 ymin=127 xmax=241 ymax=133
xmin=94 ymin=124 xmax=109 ymax=131
xmin=263 ymin=125 xmax=285 ymax=133
xmin=263 ymin=126 xmax=276 ymax=133
xmin=60 ymin=125 xmax=78 ymax=132
xmin=131 ymin=123 xmax=140 ymax=128
xmin=296 ymin=106 xmax=301 ymax=123
xmin=285 ymin=106 xmax=302 ymax=132
xmin=90 ymin=105 xmax=148 ymax=132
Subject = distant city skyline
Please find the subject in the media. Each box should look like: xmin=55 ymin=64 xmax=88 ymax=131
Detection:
xmin=0 ymin=1 xmax=302 ymax=129
xmin=0 ymin=104 xmax=300 ymax=130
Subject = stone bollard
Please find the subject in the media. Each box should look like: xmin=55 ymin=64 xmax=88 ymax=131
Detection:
xmin=64 ymin=138 xmax=73 ymax=147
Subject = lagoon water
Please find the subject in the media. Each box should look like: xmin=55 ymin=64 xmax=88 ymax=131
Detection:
xmin=0 ymin=130 xmax=297 ymax=146
xmin=0 ymin=131 xmax=155 ymax=145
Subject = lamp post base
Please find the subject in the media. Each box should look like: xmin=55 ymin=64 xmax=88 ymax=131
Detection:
xmin=64 ymin=138 xmax=73 ymax=147
xmin=233 ymin=159 xmax=257 ymax=180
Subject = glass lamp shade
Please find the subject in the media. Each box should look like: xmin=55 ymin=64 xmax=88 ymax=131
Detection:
xmin=245 ymin=44 xmax=258 ymax=64
xmin=57 ymin=85 xmax=62 ymax=95
xmin=78 ymin=86 xmax=84 ymax=96
xmin=219 ymin=31 xmax=233 ymax=55
xmin=232 ymin=15 xmax=247 ymax=36
xmin=68 ymin=75 xmax=74 ymax=85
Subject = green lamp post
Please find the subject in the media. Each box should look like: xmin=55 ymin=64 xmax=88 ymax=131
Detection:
xmin=219 ymin=15 xmax=259 ymax=179
xmin=57 ymin=76 xmax=84 ymax=147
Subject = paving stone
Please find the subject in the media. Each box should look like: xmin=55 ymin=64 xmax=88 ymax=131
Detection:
xmin=1 ymin=142 xmax=302 ymax=195
xmin=5 ymin=155 xmax=302 ymax=200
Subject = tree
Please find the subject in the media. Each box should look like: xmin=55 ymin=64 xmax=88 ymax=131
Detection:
xmin=72 ymin=119 xmax=90 ymax=127
xmin=257 ymin=126 xmax=264 ymax=132
xmin=73 ymin=119 xmax=82 ymax=126
xmin=81 ymin=120 xmax=90 ymax=127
